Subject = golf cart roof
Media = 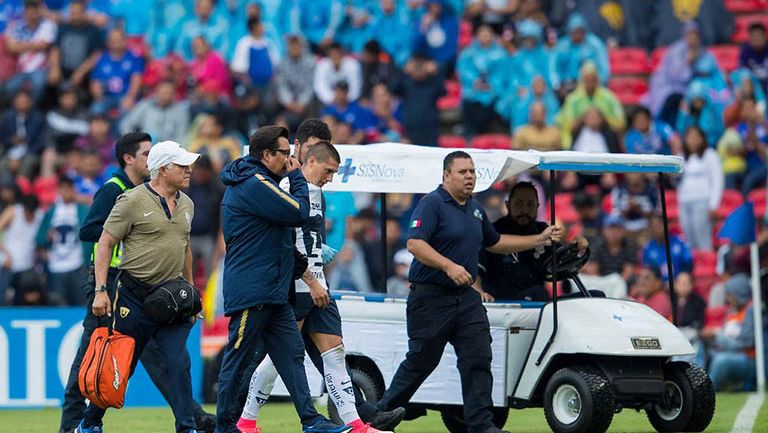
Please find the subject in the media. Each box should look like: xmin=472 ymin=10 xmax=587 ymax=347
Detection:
xmin=322 ymin=143 xmax=683 ymax=194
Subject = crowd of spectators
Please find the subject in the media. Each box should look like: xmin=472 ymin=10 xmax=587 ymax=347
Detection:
xmin=0 ymin=0 xmax=765 ymax=391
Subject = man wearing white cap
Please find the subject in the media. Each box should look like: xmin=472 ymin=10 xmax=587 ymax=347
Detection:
xmin=79 ymin=141 xmax=202 ymax=433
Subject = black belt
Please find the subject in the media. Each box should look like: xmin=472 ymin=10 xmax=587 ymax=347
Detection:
xmin=118 ymin=271 xmax=153 ymax=298
xmin=411 ymin=283 xmax=471 ymax=294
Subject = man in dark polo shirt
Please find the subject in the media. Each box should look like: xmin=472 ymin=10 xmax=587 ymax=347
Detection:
xmin=476 ymin=181 xmax=588 ymax=302
xmin=374 ymin=152 xmax=562 ymax=433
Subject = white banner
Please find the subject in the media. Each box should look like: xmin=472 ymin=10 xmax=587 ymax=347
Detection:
xmin=322 ymin=143 xmax=538 ymax=194
xmin=241 ymin=143 xmax=683 ymax=194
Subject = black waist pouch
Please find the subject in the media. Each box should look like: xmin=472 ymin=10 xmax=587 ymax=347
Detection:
xmin=143 ymin=277 xmax=202 ymax=324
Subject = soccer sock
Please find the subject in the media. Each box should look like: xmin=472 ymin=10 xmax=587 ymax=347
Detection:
xmin=241 ymin=356 xmax=279 ymax=421
xmin=322 ymin=344 xmax=359 ymax=424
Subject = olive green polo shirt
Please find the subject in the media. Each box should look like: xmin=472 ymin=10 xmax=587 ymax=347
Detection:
xmin=103 ymin=183 xmax=194 ymax=286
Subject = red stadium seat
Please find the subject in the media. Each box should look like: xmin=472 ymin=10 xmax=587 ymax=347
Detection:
xmin=545 ymin=193 xmax=580 ymax=224
xmin=663 ymin=190 xmax=679 ymax=220
xmin=717 ymin=189 xmax=744 ymax=219
xmin=438 ymin=134 xmax=467 ymax=148
xmin=709 ymin=45 xmax=741 ymax=73
xmin=725 ymin=0 xmax=766 ymax=13
xmin=693 ymin=249 xmax=718 ymax=277
xmin=733 ymin=14 xmax=768 ymax=43
xmin=748 ymin=187 xmax=766 ymax=218
xmin=470 ymin=133 xmax=512 ymax=149
xmin=608 ymin=47 xmax=651 ymax=75
xmin=650 ymin=47 xmax=668 ymax=72
xmin=437 ymin=79 xmax=461 ymax=111
xmin=607 ymin=77 xmax=649 ymax=105
xmin=695 ymin=275 xmax=719 ymax=301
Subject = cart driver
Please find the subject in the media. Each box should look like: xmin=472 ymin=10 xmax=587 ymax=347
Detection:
xmin=475 ymin=181 xmax=588 ymax=302
xmin=373 ymin=151 xmax=562 ymax=433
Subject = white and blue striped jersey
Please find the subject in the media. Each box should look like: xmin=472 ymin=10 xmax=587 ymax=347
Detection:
xmin=281 ymin=178 xmax=327 ymax=293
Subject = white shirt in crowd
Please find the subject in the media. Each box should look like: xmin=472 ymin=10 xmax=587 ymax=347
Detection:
xmin=572 ymin=128 xmax=609 ymax=154
xmin=313 ymin=55 xmax=362 ymax=105
xmin=230 ymin=35 xmax=281 ymax=76
xmin=9 ymin=18 xmax=57 ymax=73
xmin=4 ymin=205 xmax=43 ymax=273
xmin=677 ymin=147 xmax=724 ymax=210
xmin=47 ymin=201 xmax=83 ymax=273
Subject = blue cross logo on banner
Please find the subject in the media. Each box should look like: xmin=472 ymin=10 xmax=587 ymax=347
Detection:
xmin=338 ymin=158 xmax=357 ymax=183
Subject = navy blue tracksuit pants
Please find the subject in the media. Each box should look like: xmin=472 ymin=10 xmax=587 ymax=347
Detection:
xmin=82 ymin=276 xmax=195 ymax=433
xmin=376 ymin=285 xmax=495 ymax=433
xmin=59 ymin=269 xmax=205 ymax=433
xmin=216 ymin=304 xmax=324 ymax=433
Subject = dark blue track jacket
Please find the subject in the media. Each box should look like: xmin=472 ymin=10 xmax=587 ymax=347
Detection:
xmin=220 ymin=156 xmax=309 ymax=315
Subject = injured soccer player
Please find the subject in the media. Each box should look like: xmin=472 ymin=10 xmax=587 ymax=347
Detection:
xmin=237 ymin=133 xmax=405 ymax=433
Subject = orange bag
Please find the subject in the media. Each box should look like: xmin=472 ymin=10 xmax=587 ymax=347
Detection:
xmin=78 ymin=324 xmax=136 ymax=409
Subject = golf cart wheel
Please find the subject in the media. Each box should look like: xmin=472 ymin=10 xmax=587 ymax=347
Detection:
xmin=328 ymin=365 xmax=384 ymax=425
xmin=543 ymin=367 xmax=615 ymax=433
xmin=439 ymin=405 xmax=509 ymax=433
xmin=646 ymin=362 xmax=715 ymax=432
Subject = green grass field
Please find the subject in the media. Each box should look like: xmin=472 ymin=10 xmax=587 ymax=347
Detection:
xmin=1 ymin=393 xmax=765 ymax=433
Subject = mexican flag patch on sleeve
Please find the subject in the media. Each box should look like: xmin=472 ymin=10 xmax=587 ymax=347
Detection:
xmin=410 ymin=219 xmax=421 ymax=228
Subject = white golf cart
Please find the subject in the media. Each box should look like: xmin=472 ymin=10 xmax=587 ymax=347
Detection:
xmin=258 ymin=145 xmax=716 ymax=433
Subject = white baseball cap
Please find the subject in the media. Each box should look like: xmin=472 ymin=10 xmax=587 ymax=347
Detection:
xmin=147 ymin=141 xmax=200 ymax=172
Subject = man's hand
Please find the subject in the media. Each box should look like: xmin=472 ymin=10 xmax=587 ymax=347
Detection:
xmin=92 ymin=291 xmax=112 ymax=317
xmin=539 ymin=225 xmax=563 ymax=246
xmin=285 ymin=156 xmax=301 ymax=173
xmin=48 ymin=66 xmax=61 ymax=84
xmin=309 ymin=280 xmax=330 ymax=308
xmin=120 ymin=95 xmax=135 ymax=111
xmin=478 ymin=290 xmax=495 ymax=303
xmin=572 ymin=236 xmax=589 ymax=256
xmin=444 ymin=262 xmax=472 ymax=287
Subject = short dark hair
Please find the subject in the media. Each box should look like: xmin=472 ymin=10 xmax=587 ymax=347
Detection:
xmin=443 ymin=151 xmax=472 ymax=171
xmin=363 ymin=40 xmax=381 ymax=56
xmin=305 ymin=140 xmax=340 ymax=164
xmin=508 ymin=181 xmax=538 ymax=201
xmin=24 ymin=0 xmax=42 ymax=9
xmin=328 ymin=42 xmax=343 ymax=53
xmin=297 ymin=118 xmax=332 ymax=144
xmin=115 ymin=132 xmax=151 ymax=169
xmin=631 ymin=106 xmax=651 ymax=123
xmin=247 ymin=16 xmax=261 ymax=33
xmin=748 ymin=22 xmax=766 ymax=34
xmin=249 ymin=125 xmax=290 ymax=159
xmin=20 ymin=195 xmax=38 ymax=212
xmin=57 ymin=175 xmax=75 ymax=188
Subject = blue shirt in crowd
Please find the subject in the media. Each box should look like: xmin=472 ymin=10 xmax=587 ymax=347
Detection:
xmin=643 ymin=236 xmax=694 ymax=281
xmin=457 ymin=40 xmax=505 ymax=106
xmin=91 ymin=51 xmax=143 ymax=98
xmin=625 ymin=120 xmax=677 ymax=155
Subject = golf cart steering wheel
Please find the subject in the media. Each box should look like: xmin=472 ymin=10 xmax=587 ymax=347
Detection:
xmin=542 ymin=241 xmax=591 ymax=282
